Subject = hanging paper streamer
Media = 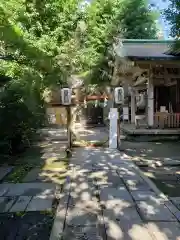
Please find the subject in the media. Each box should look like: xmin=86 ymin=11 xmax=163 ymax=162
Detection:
xmin=95 ymin=99 xmax=98 ymax=108
xmin=104 ymin=98 xmax=108 ymax=107
xmin=84 ymin=98 xmax=87 ymax=108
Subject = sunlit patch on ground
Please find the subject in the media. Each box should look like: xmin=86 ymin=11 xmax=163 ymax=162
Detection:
xmin=121 ymin=140 xmax=180 ymax=197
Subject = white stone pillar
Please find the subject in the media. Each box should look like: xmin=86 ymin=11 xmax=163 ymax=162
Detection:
xmin=108 ymin=108 xmax=118 ymax=149
xmin=131 ymin=88 xmax=136 ymax=123
xmin=147 ymin=77 xmax=154 ymax=127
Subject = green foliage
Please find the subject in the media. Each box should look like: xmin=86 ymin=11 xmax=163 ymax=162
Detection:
xmin=1 ymin=0 xmax=158 ymax=84
xmin=0 ymin=80 xmax=46 ymax=155
xmin=164 ymin=0 xmax=180 ymax=38
xmin=118 ymin=0 xmax=158 ymax=39
xmin=0 ymin=0 xmax=159 ymax=156
xmin=3 ymin=164 xmax=33 ymax=183
xmin=0 ymin=0 xmax=77 ymax=155
xmin=84 ymin=0 xmax=158 ymax=84
xmin=164 ymin=0 xmax=180 ymax=49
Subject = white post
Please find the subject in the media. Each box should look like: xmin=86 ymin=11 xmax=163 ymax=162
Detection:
xmin=147 ymin=76 xmax=154 ymax=127
xmin=108 ymin=108 xmax=118 ymax=148
xmin=131 ymin=88 xmax=136 ymax=123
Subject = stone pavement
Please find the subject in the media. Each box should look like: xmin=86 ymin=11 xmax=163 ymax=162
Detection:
xmin=0 ymin=128 xmax=68 ymax=239
xmin=0 ymin=212 xmax=54 ymax=239
xmin=50 ymin=147 xmax=180 ymax=240
xmin=0 ymin=182 xmax=60 ymax=213
xmin=0 ymin=139 xmax=68 ymax=213
xmin=73 ymin=124 xmax=109 ymax=142
xmin=39 ymin=125 xmax=109 ymax=144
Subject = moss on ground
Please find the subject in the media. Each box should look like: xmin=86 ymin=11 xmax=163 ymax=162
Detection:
xmin=1 ymin=137 xmax=70 ymax=184
xmin=3 ymin=164 xmax=33 ymax=183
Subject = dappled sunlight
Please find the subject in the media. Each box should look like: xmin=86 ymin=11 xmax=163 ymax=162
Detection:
xmin=105 ymin=219 xmax=124 ymax=238
xmin=128 ymin=224 xmax=152 ymax=239
xmin=38 ymin=170 xmax=68 ymax=185
xmin=19 ymin=126 xmax=180 ymax=239
xmin=43 ymin=159 xmax=68 ymax=168
xmin=122 ymin=141 xmax=180 ymax=166
xmin=126 ymin=148 xmax=137 ymax=152
xmin=72 ymin=124 xmax=109 ymax=143
xmin=138 ymin=201 xmax=158 ymax=216
xmin=50 ymin=146 xmax=180 ymax=240
xmin=2 ymin=0 xmax=179 ymax=236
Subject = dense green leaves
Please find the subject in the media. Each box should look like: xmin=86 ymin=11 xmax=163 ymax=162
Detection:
xmin=0 ymin=80 xmax=46 ymax=155
xmin=119 ymin=0 xmax=158 ymax=39
xmin=0 ymin=0 xmax=159 ymax=155
xmin=165 ymin=0 xmax=180 ymax=38
xmin=84 ymin=0 xmax=158 ymax=83
xmin=164 ymin=0 xmax=180 ymax=50
xmin=1 ymin=0 xmax=158 ymax=84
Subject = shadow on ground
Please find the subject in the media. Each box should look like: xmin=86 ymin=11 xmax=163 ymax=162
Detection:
xmin=120 ymin=140 xmax=180 ymax=198
xmin=120 ymin=140 xmax=180 ymax=163
xmin=50 ymin=147 xmax=180 ymax=240
xmin=0 ymin=212 xmax=54 ymax=239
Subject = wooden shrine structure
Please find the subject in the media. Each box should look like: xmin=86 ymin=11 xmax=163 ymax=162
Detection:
xmin=114 ymin=39 xmax=180 ymax=131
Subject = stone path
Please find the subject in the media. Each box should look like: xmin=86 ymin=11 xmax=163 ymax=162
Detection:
xmin=0 ymin=167 xmax=14 ymax=181
xmin=0 ymin=127 xmax=69 ymax=239
xmin=0 ymin=140 xmax=68 ymax=215
xmin=0 ymin=183 xmax=60 ymax=213
xmin=120 ymin=140 xmax=180 ymax=165
xmin=0 ymin=212 xmax=54 ymax=239
xmin=50 ymin=147 xmax=180 ymax=240
xmin=73 ymin=124 xmax=109 ymax=143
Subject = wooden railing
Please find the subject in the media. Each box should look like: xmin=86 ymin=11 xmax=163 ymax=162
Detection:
xmin=154 ymin=112 xmax=180 ymax=128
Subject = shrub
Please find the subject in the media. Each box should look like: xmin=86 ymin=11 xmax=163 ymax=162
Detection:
xmin=0 ymin=81 xmax=46 ymax=155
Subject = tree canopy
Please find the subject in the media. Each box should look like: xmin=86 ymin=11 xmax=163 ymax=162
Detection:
xmin=164 ymin=0 xmax=180 ymax=49
xmin=0 ymin=0 xmax=159 ymax=155
xmin=84 ymin=0 xmax=158 ymax=84
xmin=1 ymin=0 xmax=158 ymax=85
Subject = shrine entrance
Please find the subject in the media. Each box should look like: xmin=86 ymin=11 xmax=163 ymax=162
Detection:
xmin=81 ymin=104 xmax=104 ymax=125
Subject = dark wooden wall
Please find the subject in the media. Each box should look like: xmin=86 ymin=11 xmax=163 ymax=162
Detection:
xmin=154 ymin=81 xmax=180 ymax=113
xmin=81 ymin=105 xmax=104 ymax=125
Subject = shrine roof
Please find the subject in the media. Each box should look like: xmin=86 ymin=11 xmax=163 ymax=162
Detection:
xmin=165 ymin=42 xmax=180 ymax=57
xmin=115 ymin=39 xmax=180 ymax=60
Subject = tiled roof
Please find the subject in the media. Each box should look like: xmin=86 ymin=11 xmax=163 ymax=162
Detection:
xmin=115 ymin=39 xmax=180 ymax=60
xmin=164 ymin=41 xmax=180 ymax=56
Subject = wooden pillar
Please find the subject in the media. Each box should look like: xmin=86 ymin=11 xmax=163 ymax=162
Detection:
xmin=131 ymin=88 xmax=136 ymax=123
xmin=147 ymin=67 xmax=154 ymax=127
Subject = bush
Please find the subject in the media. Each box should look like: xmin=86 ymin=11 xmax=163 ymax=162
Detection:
xmin=0 ymin=81 xmax=46 ymax=155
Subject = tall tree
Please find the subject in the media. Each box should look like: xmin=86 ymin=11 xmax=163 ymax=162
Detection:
xmin=118 ymin=0 xmax=158 ymax=39
xmin=164 ymin=0 xmax=180 ymax=49
xmin=0 ymin=0 xmax=84 ymax=86
xmin=0 ymin=0 xmax=159 ymax=152
xmin=85 ymin=0 xmax=158 ymax=84
xmin=1 ymin=0 xmax=158 ymax=85
xmin=165 ymin=0 xmax=180 ymax=38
